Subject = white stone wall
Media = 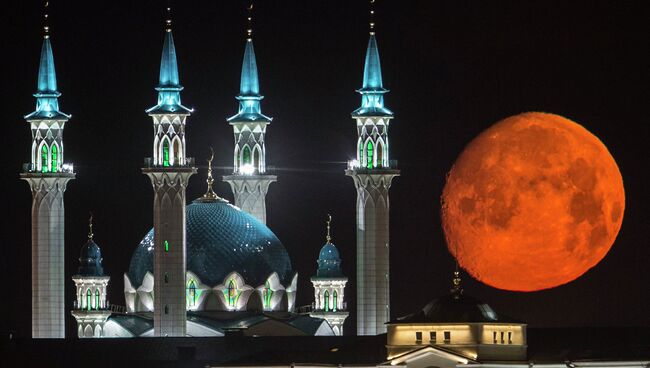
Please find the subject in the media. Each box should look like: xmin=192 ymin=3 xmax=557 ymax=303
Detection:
xmin=22 ymin=173 xmax=74 ymax=338
xmin=223 ymin=175 xmax=276 ymax=224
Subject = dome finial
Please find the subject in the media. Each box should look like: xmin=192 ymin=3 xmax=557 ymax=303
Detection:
xmin=246 ymin=1 xmax=254 ymax=41
xmin=42 ymin=1 xmax=50 ymax=38
xmin=165 ymin=1 xmax=172 ymax=32
xmin=369 ymin=0 xmax=376 ymax=35
xmin=451 ymin=264 xmax=463 ymax=299
xmin=88 ymin=212 xmax=94 ymax=240
xmin=326 ymin=214 xmax=332 ymax=243
xmin=202 ymin=147 xmax=219 ymax=201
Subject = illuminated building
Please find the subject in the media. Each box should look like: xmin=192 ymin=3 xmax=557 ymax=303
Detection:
xmin=223 ymin=6 xmax=276 ymax=224
xmin=346 ymin=6 xmax=400 ymax=335
xmin=310 ymin=215 xmax=350 ymax=336
xmin=20 ymin=7 xmax=75 ymax=339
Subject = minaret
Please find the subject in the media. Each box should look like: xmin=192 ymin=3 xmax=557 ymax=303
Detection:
xmin=142 ymin=7 xmax=195 ymax=337
xmin=345 ymin=2 xmax=399 ymax=336
xmin=71 ymin=214 xmax=111 ymax=338
xmin=20 ymin=3 xmax=75 ymax=339
xmin=310 ymin=215 xmax=349 ymax=336
xmin=223 ymin=3 xmax=276 ymax=224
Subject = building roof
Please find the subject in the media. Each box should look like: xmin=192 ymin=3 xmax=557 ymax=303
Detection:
xmin=77 ymin=239 xmax=104 ymax=277
xmin=314 ymin=242 xmax=344 ymax=278
xmin=394 ymin=293 xmax=521 ymax=324
xmin=25 ymin=36 xmax=70 ymax=121
xmin=352 ymin=34 xmax=393 ymax=118
xmin=128 ymin=198 xmax=293 ymax=288
xmin=228 ymin=39 xmax=272 ymax=123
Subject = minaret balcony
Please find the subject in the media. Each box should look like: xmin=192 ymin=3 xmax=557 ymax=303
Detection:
xmin=143 ymin=157 xmax=195 ymax=169
xmin=21 ymin=162 xmax=75 ymax=174
xmin=347 ymin=159 xmax=399 ymax=171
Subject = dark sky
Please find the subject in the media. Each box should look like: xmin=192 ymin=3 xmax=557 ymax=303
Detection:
xmin=2 ymin=1 xmax=649 ymax=338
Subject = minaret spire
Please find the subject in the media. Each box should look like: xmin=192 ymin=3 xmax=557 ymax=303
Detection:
xmin=88 ymin=212 xmax=94 ymax=239
xmin=224 ymin=0 xmax=276 ymax=224
xmin=326 ymin=214 xmax=332 ymax=243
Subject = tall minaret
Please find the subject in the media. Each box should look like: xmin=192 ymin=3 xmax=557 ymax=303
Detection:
xmin=142 ymin=7 xmax=195 ymax=337
xmin=345 ymin=2 xmax=399 ymax=336
xmin=71 ymin=214 xmax=111 ymax=338
xmin=20 ymin=3 xmax=75 ymax=339
xmin=223 ymin=3 xmax=276 ymax=224
xmin=310 ymin=215 xmax=349 ymax=336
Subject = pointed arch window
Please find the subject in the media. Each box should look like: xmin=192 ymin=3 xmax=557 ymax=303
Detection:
xmin=226 ymin=279 xmax=237 ymax=307
xmin=173 ymin=138 xmax=182 ymax=165
xmin=86 ymin=289 xmax=92 ymax=311
xmin=162 ymin=139 xmax=170 ymax=167
xmin=41 ymin=145 xmax=49 ymax=173
xmin=366 ymin=140 xmax=374 ymax=169
xmin=95 ymin=290 xmax=101 ymax=310
xmin=376 ymin=141 xmax=383 ymax=168
xmin=253 ymin=147 xmax=261 ymax=173
xmin=242 ymin=146 xmax=252 ymax=166
xmin=51 ymin=145 xmax=58 ymax=172
xmin=333 ymin=290 xmax=338 ymax=312
xmin=324 ymin=290 xmax=330 ymax=312
xmin=358 ymin=140 xmax=364 ymax=164
xmin=263 ymin=281 xmax=273 ymax=310
xmin=188 ymin=280 xmax=197 ymax=307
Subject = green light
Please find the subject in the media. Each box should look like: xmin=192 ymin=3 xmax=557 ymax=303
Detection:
xmin=164 ymin=240 xmax=169 ymax=252
xmin=188 ymin=279 xmax=197 ymax=306
xmin=242 ymin=146 xmax=251 ymax=166
xmin=333 ymin=290 xmax=338 ymax=312
xmin=263 ymin=281 xmax=273 ymax=309
xmin=225 ymin=279 xmax=240 ymax=308
xmin=41 ymin=145 xmax=49 ymax=173
xmin=86 ymin=289 xmax=92 ymax=311
xmin=366 ymin=140 xmax=374 ymax=169
xmin=324 ymin=290 xmax=330 ymax=312
xmin=51 ymin=145 xmax=58 ymax=173
xmin=95 ymin=290 xmax=100 ymax=310
xmin=163 ymin=140 xmax=170 ymax=167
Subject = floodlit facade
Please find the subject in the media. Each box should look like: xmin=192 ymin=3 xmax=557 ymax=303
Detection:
xmin=310 ymin=216 xmax=350 ymax=335
xmin=346 ymin=22 xmax=399 ymax=335
xmin=224 ymin=20 xmax=276 ymax=224
xmin=20 ymin=17 xmax=75 ymax=339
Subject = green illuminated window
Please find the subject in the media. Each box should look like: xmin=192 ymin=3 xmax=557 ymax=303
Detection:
xmin=41 ymin=145 xmax=49 ymax=173
xmin=333 ymin=290 xmax=338 ymax=312
xmin=86 ymin=289 xmax=92 ymax=311
xmin=51 ymin=145 xmax=58 ymax=172
xmin=366 ymin=140 xmax=374 ymax=169
xmin=162 ymin=140 xmax=170 ymax=167
xmin=188 ymin=280 xmax=197 ymax=306
xmin=95 ymin=290 xmax=100 ymax=310
xmin=324 ymin=290 xmax=330 ymax=312
xmin=164 ymin=240 xmax=169 ymax=252
xmin=242 ymin=146 xmax=251 ymax=166
xmin=263 ymin=281 xmax=273 ymax=309
xmin=227 ymin=280 xmax=237 ymax=307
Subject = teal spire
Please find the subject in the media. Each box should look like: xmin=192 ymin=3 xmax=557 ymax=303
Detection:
xmin=146 ymin=9 xmax=191 ymax=115
xmin=228 ymin=4 xmax=271 ymax=123
xmin=352 ymin=34 xmax=393 ymax=117
xmin=25 ymin=34 xmax=70 ymax=120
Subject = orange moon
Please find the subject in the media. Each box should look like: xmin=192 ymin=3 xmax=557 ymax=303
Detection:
xmin=441 ymin=112 xmax=625 ymax=292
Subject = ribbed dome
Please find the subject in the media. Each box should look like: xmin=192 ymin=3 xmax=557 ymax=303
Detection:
xmin=78 ymin=239 xmax=104 ymax=277
xmin=397 ymin=294 xmax=517 ymax=323
xmin=128 ymin=198 xmax=293 ymax=287
xmin=315 ymin=242 xmax=343 ymax=278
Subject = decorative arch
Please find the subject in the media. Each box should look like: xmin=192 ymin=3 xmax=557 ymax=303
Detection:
xmin=375 ymin=138 xmax=385 ymax=168
xmin=358 ymin=138 xmax=363 ymax=164
xmin=50 ymin=142 xmax=59 ymax=172
xmin=253 ymin=145 xmax=262 ymax=173
xmin=241 ymin=145 xmax=252 ymax=166
xmin=324 ymin=290 xmax=330 ymax=312
xmin=365 ymin=138 xmax=374 ymax=170
xmin=39 ymin=142 xmax=49 ymax=173
xmin=172 ymin=136 xmax=182 ymax=165
xmin=95 ymin=289 xmax=101 ymax=310
xmin=86 ymin=289 xmax=92 ymax=311
xmin=160 ymin=137 xmax=171 ymax=167
xmin=333 ymin=290 xmax=338 ymax=312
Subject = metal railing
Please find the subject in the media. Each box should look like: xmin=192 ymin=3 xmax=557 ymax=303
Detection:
xmin=143 ymin=157 xmax=195 ymax=168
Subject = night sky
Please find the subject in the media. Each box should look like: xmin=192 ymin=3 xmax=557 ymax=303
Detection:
xmin=2 ymin=1 xmax=649 ymax=338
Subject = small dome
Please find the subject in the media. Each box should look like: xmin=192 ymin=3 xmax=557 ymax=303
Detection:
xmin=397 ymin=294 xmax=516 ymax=323
xmin=128 ymin=198 xmax=293 ymax=288
xmin=78 ymin=239 xmax=104 ymax=277
xmin=315 ymin=242 xmax=343 ymax=278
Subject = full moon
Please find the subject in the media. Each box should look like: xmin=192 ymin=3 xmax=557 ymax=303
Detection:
xmin=441 ymin=112 xmax=625 ymax=291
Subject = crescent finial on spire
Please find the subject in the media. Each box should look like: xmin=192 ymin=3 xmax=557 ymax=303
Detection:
xmin=326 ymin=214 xmax=332 ymax=243
xmin=43 ymin=1 xmax=50 ymax=38
xmin=88 ymin=212 xmax=94 ymax=240
xmin=369 ymin=0 xmax=376 ymax=35
xmin=202 ymin=147 xmax=219 ymax=201
xmin=165 ymin=0 xmax=172 ymax=32
xmin=246 ymin=1 xmax=254 ymax=41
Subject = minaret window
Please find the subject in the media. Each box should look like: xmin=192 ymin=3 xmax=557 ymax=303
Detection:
xmin=366 ymin=140 xmax=374 ymax=169
xmin=333 ymin=290 xmax=338 ymax=312
xmin=358 ymin=140 xmax=363 ymax=163
xmin=376 ymin=141 xmax=383 ymax=168
xmin=173 ymin=138 xmax=182 ymax=165
xmin=51 ymin=145 xmax=58 ymax=172
xmin=162 ymin=139 xmax=170 ymax=167
xmin=164 ymin=240 xmax=169 ymax=252
xmin=86 ymin=289 xmax=92 ymax=311
xmin=242 ymin=146 xmax=252 ymax=166
xmin=324 ymin=290 xmax=330 ymax=312
xmin=41 ymin=145 xmax=49 ymax=173
xmin=253 ymin=147 xmax=261 ymax=172
xmin=95 ymin=290 xmax=101 ymax=310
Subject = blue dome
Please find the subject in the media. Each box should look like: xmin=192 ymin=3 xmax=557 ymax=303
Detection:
xmin=128 ymin=198 xmax=293 ymax=287
xmin=78 ymin=239 xmax=104 ymax=276
xmin=315 ymin=242 xmax=343 ymax=278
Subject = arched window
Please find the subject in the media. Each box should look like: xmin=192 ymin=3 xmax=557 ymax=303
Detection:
xmin=263 ymin=281 xmax=273 ymax=309
xmin=358 ymin=140 xmax=363 ymax=163
xmin=173 ymin=139 xmax=182 ymax=165
xmin=188 ymin=280 xmax=197 ymax=306
xmin=333 ymin=290 xmax=338 ymax=312
xmin=86 ymin=289 xmax=92 ymax=311
xmin=242 ymin=146 xmax=251 ymax=166
xmin=324 ymin=290 xmax=330 ymax=312
xmin=51 ymin=145 xmax=58 ymax=172
xmin=366 ymin=140 xmax=374 ymax=169
xmin=162 ymin=139 xmax=170 ymax=167
xmin=253 ymin=147 xmax=261 ymax=172
xmin=95 ymin=290 xmax=101 ymax=310
xmin=227 ymin=280 xmax=237 ymax=307
xmin=41 ymin=145 xmax=49 ymax=173
xmin=376 ymin=141 xmax=383 ymax=168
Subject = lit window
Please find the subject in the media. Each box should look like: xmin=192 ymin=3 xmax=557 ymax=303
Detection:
xmin=86 ymin=289 xmax=92 ymax=311
xmin=95 ymin=290 xmax=100 ymax=310
xmin=443 ymin=331 xmax=451 ymax=343
xmin=164 ymin=273 xmax=169 ymax=283
xmin=226 ymin=280 xmax=238 ymax=307
xmin=41 ymin=145 xmax=49 ymax=173
xmin=263 ymin=281 xmax=273 ymax=310
xmin=415 ymin=331 xmax=422 ymax=343
xmin=242 ymin=146 xmax=251 ymax=166
xmin=429 ymin=331 xmax=436 ymax=343
xmin=51 ymin=145 xmax=58 ymax=172
xmin=324 ymin=290 xmax=330 ymax=312
xmin=164 ymin=240 xmax=169 ymax=252
xmin=493 ymin=331 xmax=497 ymax=343
xmin=366 ymin=140 xmax=374 ymax=169
xmin=188 ymin=280 xmax=197 ymax=306
xmin=333 ymin=290 xmax=338 ymax=312
xmin=162 ymin=140 xmax=170 ymax=167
